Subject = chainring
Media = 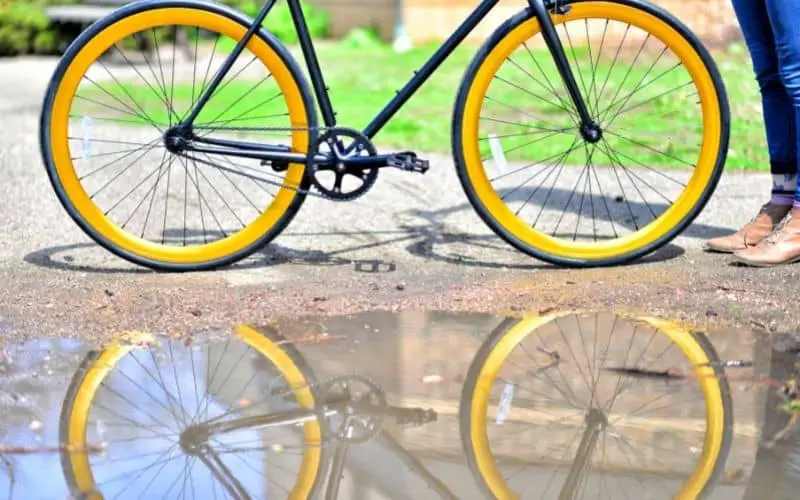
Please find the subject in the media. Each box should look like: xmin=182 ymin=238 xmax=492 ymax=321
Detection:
xmin=320 ymin=374 xmax=387 ymax=444
xmin=310 ymin=127 xmax=379 ymax=201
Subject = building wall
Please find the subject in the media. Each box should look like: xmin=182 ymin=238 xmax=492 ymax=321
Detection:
xmin=308 ymin=0 xmax=743 ymax=46
xmin=311 ymin=0 xmax=398 ymax=40
xmin=402 ymin=0 xmax=741 ymax=45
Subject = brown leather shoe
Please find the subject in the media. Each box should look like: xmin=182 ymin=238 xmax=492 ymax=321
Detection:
xmin=732 ymin=208 xmax=800 ymax=267
xmin=705 ymin=203 xmax=792 ymax=253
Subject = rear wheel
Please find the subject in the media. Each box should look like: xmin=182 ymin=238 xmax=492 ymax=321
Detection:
xmin=40 ymin=1 xmax=316 ymax=271
xmin=59 ymin=325 xmax=325 ymax=499
xmin=453 ymin=0 xmax=729 ymax=267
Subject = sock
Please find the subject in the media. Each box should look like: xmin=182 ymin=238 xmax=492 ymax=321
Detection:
xmin=772 ymin=173 xmax=797 ymax=206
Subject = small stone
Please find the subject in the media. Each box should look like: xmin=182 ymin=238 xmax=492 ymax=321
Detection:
xmin=104 ymin=289 xmax=114 ymax=297
xmin=396 ymin=282 xmax=406 ymax=291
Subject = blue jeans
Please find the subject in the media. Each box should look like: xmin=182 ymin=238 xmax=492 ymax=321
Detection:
xmin=731 ymin=0 xmax=800 ymax=182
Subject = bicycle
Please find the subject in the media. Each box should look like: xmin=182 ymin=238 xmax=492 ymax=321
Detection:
xmin=39 ymin=0 xmax=729 ymax=271
xmin=58 ymin=310 xmax=736 ymax=498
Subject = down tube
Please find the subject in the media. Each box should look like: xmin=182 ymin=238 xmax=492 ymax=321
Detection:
xmin=361 ymin=0 xmax=502 ymax=139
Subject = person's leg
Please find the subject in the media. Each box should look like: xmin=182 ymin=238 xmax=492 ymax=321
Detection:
xmin=733 ymin=0 xmax=800 ymax=266
xmin=706 ymin=0 xmax=794 ymax=252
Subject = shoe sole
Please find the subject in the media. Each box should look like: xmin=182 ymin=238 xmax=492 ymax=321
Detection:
xmin=704 ymin=244 xmax=743 ymax=254
xmin=731 ymin=254 xmax=800 ymax=267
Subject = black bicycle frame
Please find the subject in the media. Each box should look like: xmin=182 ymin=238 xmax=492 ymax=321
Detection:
xmin=184 ymin=0 xmax=593 ymax=166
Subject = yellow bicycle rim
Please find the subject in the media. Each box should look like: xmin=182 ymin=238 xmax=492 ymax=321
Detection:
xmin=460 ymin=2 xmax=723 ymax=261
xmin=48 ymin=7 xmax=308 ymax=265
xmin=64 ymin=326 xmax=322 ymax=499
xmin=468 ymin=310 xmax=727 ymax=499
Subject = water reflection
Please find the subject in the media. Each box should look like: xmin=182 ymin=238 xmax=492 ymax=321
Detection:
xmin=0 ymin=310 xmax=797 ymax=499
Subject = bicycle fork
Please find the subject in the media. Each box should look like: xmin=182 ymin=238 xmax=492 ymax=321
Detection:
xmin=532 ymin=0 xmax=603 ymax=143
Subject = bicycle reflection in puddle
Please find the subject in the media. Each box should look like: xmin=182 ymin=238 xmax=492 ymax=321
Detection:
xmin=0 ymin=310 xmax=797 ymax=499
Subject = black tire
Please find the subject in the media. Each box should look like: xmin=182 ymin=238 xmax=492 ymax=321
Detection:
xmin=40 ymin=0 xmax=317 ymax=272
xmin=458 ymin=315 xmax=734 ymax=499
xmin=451 ymin=0 xmax=730 ymax=268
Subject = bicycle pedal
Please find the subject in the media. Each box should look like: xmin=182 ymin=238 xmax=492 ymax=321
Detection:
xmin=387 ymin=151 xmax=429 ymax=174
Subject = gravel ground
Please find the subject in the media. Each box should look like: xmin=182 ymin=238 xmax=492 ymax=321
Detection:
xmin=0 ymin=56 xmax=799 ymax=345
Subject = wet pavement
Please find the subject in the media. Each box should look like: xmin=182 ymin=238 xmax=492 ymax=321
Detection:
xmin=0 ymin=309 xmax=798 ymax=499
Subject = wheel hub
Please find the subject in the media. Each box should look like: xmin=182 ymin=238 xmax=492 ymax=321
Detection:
xmin=580 ymin=122 xmax=603 ymax=144
xmin=178 ymin=425 xmax=208 ymax=456
xmin=164 ymin=125 xmax=191 ymax=154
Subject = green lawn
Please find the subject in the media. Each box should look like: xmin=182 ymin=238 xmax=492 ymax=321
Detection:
xmin=82 ymin=38 xmax=768 ymax=171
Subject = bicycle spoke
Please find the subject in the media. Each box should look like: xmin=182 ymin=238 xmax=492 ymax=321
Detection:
xmin=602 ymin=57 xmax=681 ymax=128
xmin=587 ymin=19 xmax=609 ymax=118
xmin=599 ymin=31 xmax=651 ymax=125
xmin=572 ymin=145 xmax=596 ymax=242
xmin=522 ymin=41 xmax=579 ymax=121
xmin=126 ymin=151 xmax=171 ymax=233
xmin=94 ymin=446 xmax=180 ymax=489
xmin=530 ymin=142 xmax=579 ymax=229
xmin=112 ymin=39 xmax=180 ymax=124
xmin=595 ymin=24 xmax=631 ymax=112
xmin=89 ymin=68 xmax=163 ymax=132
xmin=603 ymin=144 xmax=661 ymax=224
xmin=480 ymin=129 xmax=569 ymax=163
xmin=504 ymin=55 xmax=579 ymax=124
xmin=78 ymin=137 xmax=162 ymax=181
xmin=197 ymin=90 xmax=284 ymax=138
xmin=551 ymin=162 xmax=589 ymax=237
xmin=560 ymin=21 xmax=592 ymax=116
xmin=161 ymin=154 xmax=174 ymax=244
xmin=74 ymin=90 xmax=162 ymax=130
xmin=181 ymin=34 xmax=221 ymax=123
xmin=500 ymin=145 xmax=570 ymax=203
xmin=88 ymin=142 xmax=164 ymax=203
xmin=493 ymin=74 xmax=578 ymax=117
xmin=606 ymin=80 xmax=695 ymax=125
xmin=602 ymin=138 xmax=677 ymax=209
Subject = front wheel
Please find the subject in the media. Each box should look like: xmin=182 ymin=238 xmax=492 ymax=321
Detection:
xmin=459 ymin=311 xmax=733 ymax=499
xmin=453 ymin=0 xmax=730 ymax=267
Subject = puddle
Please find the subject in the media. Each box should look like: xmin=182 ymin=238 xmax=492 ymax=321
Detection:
xmin=0 ymin=310 xmax=797 ymax=499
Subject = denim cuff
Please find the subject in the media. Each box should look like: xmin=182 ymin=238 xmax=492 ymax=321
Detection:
xmin=770 ymin=159 xmax=797 ymax=175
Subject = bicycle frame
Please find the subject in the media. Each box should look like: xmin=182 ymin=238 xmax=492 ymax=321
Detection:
xmin=190 ymin=394 xmax=457 ymax=499
xmin=182 ymin=0 xmax=595 ymax=166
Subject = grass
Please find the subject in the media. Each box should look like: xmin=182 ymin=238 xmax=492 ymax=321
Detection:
xmin=81 ymin=37 xmax=769 ymax=171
